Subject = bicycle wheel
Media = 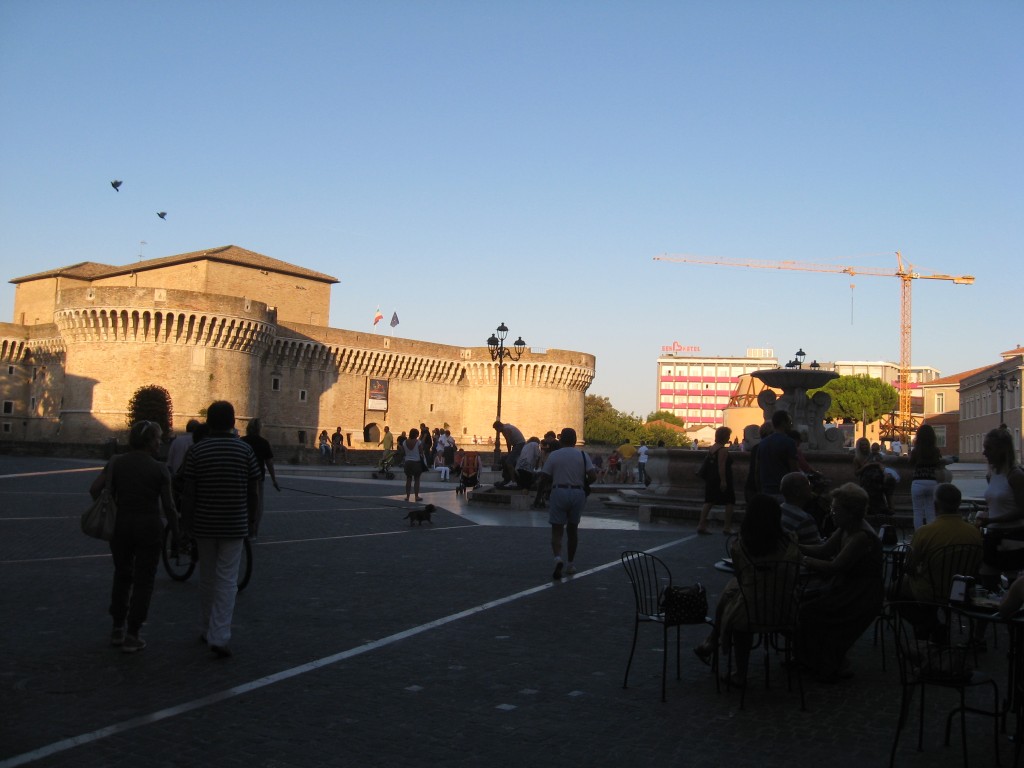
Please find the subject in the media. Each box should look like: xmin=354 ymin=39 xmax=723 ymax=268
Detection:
xmin=162 ymin=526 xmax=197 ymax=582
xmin=236 ymin=537 xmax=253 ymax=591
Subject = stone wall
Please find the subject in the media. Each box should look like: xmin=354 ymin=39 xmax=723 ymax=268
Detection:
xmin=0 ymin=287 xmax=595 ymax=450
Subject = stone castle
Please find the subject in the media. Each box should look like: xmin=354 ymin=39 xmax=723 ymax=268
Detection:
xmin=0 ymin=246 xmax=595 ymax=450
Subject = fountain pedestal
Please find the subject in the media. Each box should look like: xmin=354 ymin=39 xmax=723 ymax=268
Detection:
xmin=751 ymin=368 xmax=843 ymax=451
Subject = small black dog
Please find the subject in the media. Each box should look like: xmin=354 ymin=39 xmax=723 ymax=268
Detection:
xmin=403 ymin=504 xmax=435 ymax=526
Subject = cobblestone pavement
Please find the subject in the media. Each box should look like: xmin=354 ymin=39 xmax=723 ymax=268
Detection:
xmin=0 ymin=457 xmax=1014 ymax=767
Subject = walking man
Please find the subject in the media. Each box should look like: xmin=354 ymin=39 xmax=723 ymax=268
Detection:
xmin=182 ymin=401 xmax=260 ymax=658
xmin=538 ymin=428 xmax=596 ymax=579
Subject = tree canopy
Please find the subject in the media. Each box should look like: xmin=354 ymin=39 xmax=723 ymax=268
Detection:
xmin=583 ymin=395 xmax=691 ymax=447
xmin=126 ymin=384 xmax=173 ymax=436
xmin=814 ymin=375 xmax=898 ymax=424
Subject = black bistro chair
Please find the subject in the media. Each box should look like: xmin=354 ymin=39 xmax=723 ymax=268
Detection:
xmin=725 ymin=557 xmax=806 ymax=710
xmin=887 ymin=600 xmax=1001 ymax=768
xmin=620 ymin=550 xmax=712 ymax=702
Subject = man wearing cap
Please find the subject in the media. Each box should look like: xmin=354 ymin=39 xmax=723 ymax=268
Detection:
xmin=538 ymin=428 xmax=596 ymax=580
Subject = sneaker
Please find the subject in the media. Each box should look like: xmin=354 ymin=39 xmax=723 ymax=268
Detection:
xmin=552 ymin=560 xmax=564 ymax=580
xmin=210 ymin=644 xmax=232 ymax=659
xmin=121 ymin=634 xmax=146 ymax=653
xmin=696 ymin=528 xmax=712 ymax=536
xmin=110 ymin=624 xmax=126 ymax=647
xmin=566 ymin=563 xmax=577 ymax=575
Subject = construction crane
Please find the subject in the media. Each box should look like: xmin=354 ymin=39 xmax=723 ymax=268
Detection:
xmin=653 ymin=251 xmax=975 ymax=438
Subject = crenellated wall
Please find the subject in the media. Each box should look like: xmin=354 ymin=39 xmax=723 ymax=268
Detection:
xmin=1 ymin=287 xmax=595 ymax=449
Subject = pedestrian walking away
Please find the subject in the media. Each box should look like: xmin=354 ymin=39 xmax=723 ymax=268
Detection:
xmin=181 ymin=401 xmax=260 ymax=658
xmin=91 ymin=420 xmax=178 ymax=653
xmin=241 ymin=418 xmax=280 ymax=538
xmin=538 ymin=427 xmax=596 ymax=580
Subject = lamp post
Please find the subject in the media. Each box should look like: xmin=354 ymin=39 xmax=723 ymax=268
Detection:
xmin=487 ymin=322 xmax=526 ymax=470
xmin=987 ymin=369 xmax=1019 ymax=427
xmin=784 ymin=348 xmax=807 ymax=369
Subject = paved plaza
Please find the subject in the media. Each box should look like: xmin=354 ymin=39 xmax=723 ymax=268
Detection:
xmin=0 ymin=456 xmax=1015 ymax=767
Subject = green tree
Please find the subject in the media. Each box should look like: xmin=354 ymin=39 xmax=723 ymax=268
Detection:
xmin=646 ymin=410 xmax=685 ymax=427
xmin=584 ymin=395 xmax=645 ymax=446
xmin=815 ymin=375 xmax=898 ymax=424
xmin=643 ymin=421 xmax=690 ymax=447
xmin=126 ymin=384 xmax=173 ymax=436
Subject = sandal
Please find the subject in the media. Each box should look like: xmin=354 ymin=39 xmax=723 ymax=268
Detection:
xmin=693 ymin=643 xmax=715 ymax=666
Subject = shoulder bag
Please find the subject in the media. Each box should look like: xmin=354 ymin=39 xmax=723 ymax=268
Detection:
xmin=695 ymin=449 xmax=716 ymax=480
xmin=660 ymin=582 xmax=708 ymax=625
xmin=81 ymin=460 xmax=117 ymax=541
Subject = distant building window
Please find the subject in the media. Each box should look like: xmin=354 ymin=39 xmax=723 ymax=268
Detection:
xmin=935 ymin=392 xmax=945 ymax=413
xmin=933 ymin=425 xmax=947 ymax=448
xmin=297 ymin=430 xmax=306 ymax=445
xmin=6 ymin=366 xmax=13 ymax=375
xmin=1 ymin=422 xmax=10 ymax=433
xmin=30 ymin=397 xmax=36 ymax=411
xmin=299 ymin=389 xmax=307 ymax=402
xmin=2 ymin=401 xmax=12 ymax=415
xmin=272 ymin=377 xmax=281 ymax=392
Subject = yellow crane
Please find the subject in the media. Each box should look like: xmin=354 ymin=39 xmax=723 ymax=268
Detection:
xmin=653 ymin=251 xmax=975 ymax=438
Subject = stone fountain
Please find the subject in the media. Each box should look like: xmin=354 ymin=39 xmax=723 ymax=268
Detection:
xmin=751 ymin=367 xmax=844 ymax=451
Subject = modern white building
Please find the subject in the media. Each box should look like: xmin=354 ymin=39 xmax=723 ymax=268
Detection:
xmin=656 ymin=346 xmax=778 ymax=427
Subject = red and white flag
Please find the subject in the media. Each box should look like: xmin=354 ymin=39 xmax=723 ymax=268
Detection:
xmin=373 ymin=307 xmax=383 ymax=326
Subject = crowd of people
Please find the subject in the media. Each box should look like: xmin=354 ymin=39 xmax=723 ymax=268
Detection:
xmin=92 ymin=400 xmax=1024 ymax=684
xmin=691 ymin=410 xmax=1024 ymax=686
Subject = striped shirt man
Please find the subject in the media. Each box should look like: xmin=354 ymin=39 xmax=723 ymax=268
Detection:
xmin=184 ymin=435 xmax=260 ymax=538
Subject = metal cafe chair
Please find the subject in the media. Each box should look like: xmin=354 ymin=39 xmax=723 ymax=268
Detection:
xmin=726 ymin=557 xmax=806 ymax=710
xmin=873 ymin=542 xmax=913 ymax=670
xmin=620 ymin=550 xmax=712 ymax=702
xmin=887 ymin=600 xmax=1001 ymax=768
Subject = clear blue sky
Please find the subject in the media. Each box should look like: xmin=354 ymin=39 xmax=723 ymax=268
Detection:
xmin=1 ymin=1 xmax=1020 ymax=418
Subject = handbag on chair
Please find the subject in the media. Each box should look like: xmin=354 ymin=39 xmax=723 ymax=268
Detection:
xmin=659 ymin=583 xmax=708 ymax=624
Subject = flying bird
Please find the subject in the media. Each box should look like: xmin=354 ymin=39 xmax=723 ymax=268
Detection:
xmin=110 ymin=180 xmax=122 ymax=192
xmin=157 ymin=212 xmax=167 ymax=220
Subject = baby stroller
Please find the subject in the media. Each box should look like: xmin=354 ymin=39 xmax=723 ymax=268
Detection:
xmin=372 ymin=451 xmax=396 ymax=480
xmin=455 ymin=452 xmax=481 ymax=495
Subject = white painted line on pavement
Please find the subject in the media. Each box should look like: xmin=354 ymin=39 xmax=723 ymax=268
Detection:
xmin=0 ymin=535 xmax=696 ymax=768
xmin=0 ymin=468 xmax=100 ymax=480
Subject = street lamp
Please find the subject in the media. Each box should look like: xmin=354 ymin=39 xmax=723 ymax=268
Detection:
xmin=795 ymin=348 xmax=806 ymax=368
xmin=809 ymin=359 xmax=821 ymax=371
xmin=487 ymin=322 xmax=526 ymax=469
xmin=987 ymin=369 xmax=1019 ymax=427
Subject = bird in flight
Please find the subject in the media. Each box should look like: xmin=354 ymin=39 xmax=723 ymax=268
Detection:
xmin=111 ymin=180 xmax=123 ymax=192
xmin=157 ymin=212 xmax=167 ymax=220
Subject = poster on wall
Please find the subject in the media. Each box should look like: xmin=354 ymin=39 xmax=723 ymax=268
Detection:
xmin=368 ymin=378 xmax=389 ymax=411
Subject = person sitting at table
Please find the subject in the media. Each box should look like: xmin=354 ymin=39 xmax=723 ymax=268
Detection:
xmin=779 ymin=472 xmax=824 ymax=546
xmin=900 ymin=483 xmax=982 ymax=603
xmin=998 ymin=575 xmax=1024 ymax=618
xmin=693 ymin=494 xmax=799 ymax=686
xmin=798 ymin=483 xmax=884 ymax=683
xmin=975 ymin=427 xmax=1024 ymax=590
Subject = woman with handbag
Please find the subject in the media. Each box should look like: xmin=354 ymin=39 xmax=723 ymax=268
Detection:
xmin=89 ymin=420 xmax=178 ymax=653
xmin=696 ymin=426 xmax=736 ymax=535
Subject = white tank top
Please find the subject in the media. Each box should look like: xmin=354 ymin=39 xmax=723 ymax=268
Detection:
xmin=984 ymin=469 xmax=1024 ymax=529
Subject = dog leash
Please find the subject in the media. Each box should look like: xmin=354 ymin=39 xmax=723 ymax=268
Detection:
xmin=276 ymin=483 xmax=431 ymax=513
